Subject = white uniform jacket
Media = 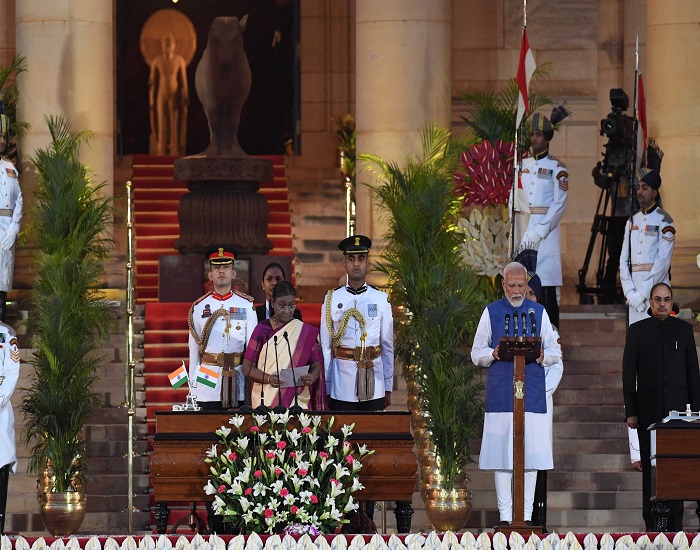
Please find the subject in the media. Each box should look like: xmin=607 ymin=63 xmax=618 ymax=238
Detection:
xmin=620 ymin=204 xmax=675 ymax=325
xmin=0 ymin=322 xmax=20 ymax=472
xmin=516 ymin=153 xmax=569 ymax=287
xmin=188 ymin=290 xmax=258 ymax=403
xmin=320 ymin=284 xmax=394 ymax=402
xmin=0 ymin=158 xmax=22 ymax=292
xmin=471 ymin=306 xmax=562 ymax=470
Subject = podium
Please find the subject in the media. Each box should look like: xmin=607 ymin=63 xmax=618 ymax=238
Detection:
xmin=495 ymin=335 xmax=544 ymax=534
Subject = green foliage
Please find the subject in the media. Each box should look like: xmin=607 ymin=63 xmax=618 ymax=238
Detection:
xmin=361 ymin=126 xmax=488 ymax=489
xmin=460 ymin=62 xmax=553 ymax=146
xmin=0 ymin=54 xmax=29 ymax=162
xmin=20 ymin=115 xmax=116 ymax=492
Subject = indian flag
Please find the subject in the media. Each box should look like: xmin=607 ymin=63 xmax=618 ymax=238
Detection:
xmin=196 ymin=365 xmax=220 ymax=388
xmin=168 ymin=364 xmax=188 ymax=389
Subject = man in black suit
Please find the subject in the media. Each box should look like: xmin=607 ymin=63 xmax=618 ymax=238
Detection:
xmin=255 ymin=262 xmax=302 ymax=322
xmin=623 ymin=282 xmax=700 ymax=531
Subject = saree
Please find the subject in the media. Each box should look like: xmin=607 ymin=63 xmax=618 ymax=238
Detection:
xmin=244 ymin=318 xmax=327 ymax=410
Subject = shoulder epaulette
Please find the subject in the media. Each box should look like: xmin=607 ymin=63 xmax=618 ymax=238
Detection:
xmin=368 ymin=284 xmax=390 ymax=302
xmin=547 ymin=155 xmax=566 ymax=168
xmin=234 ymin=290 xmax=254 ymax=302
xmin=658 ymin=208 xmax=674 ymax=224
xmin=192 ymin=292 xmax=212 ymax=306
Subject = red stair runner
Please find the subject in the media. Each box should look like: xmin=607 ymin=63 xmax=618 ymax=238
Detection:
xmin=131 ymin=154 xmax=293 ymax=303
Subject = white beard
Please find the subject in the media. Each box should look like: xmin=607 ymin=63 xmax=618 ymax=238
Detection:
xmin=507 ymin=296 xmax=524 ymax=308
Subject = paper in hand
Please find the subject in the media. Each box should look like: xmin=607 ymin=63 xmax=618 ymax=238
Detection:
xmin=278 ymin=365 xmax=310 ymax=388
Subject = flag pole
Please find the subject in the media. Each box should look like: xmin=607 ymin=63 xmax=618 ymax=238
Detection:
xmin=626 ymin=35 xmax=639 ymax=330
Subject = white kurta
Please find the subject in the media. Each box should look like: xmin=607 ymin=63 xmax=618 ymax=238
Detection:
xmin=320 ymin=284 xmax=394 ymax=402
xmin=0 ymin=158 xmax=22 ymax=292
xmin=471 ymin=307 xmax=562 ymax=470
xmin=620 ymin=204 xmax=675 ymax=325
xmin=0 ymin=322 xmax=20 ymax=472
xmin=515 ymin=154 xmax=569 ymax=287
xmin=188 ymin=291 xmax=258 ymax=403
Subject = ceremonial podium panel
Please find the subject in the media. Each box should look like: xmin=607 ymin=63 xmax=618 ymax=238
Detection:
xmin=650 ymin=422 xmax=700 ymax=531
xmin=151 ymin=411 xmax=418 ymax=533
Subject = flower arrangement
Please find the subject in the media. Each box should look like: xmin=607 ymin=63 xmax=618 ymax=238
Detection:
xmin=204 ymin=411 xmax=374 ymax=535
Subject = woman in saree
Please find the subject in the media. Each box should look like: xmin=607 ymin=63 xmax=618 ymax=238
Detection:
xmin=242 ymin=281 xmax=327 ymax=410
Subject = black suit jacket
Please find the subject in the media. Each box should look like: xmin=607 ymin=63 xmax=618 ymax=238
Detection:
xmin=255 ymin=303 xmax=303 ymax=323
xmin=623 ymin=315 xmax=700 ymax=427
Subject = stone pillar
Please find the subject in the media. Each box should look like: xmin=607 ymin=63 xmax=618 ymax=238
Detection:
xmin=16 ymin=0 xmax=113 ymax=197
xmin=355 ymin=1 xmax=452 ymax=244
xmin=646 ymin=2 xmax=700 ymax=290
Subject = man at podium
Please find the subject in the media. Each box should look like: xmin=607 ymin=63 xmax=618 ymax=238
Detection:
xmin=471 ymin=262 xmax=562 ymax=526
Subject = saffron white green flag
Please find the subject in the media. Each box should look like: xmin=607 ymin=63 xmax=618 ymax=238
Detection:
xmin=196 ymin=365 xmax=220 ymax=388
xmin=168 ymin=363 xmax=188 ymax=389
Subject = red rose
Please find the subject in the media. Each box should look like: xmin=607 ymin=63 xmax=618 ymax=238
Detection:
xmin=346 ymin=455 xmax=355 ymax=464
xmin=266 ymin=451 xmax=275 ymax=459
xmin=280 ymin=488 xmax=289 ymax=497
xmin=254 ymin=469 xmax=262 ymax=478
xmin=264 ymin=508 xmax=273 ymax=518
xmin=289 ymin=451 xmax=297 ymax=458
xmin=330 ymin=478 xmax=339 ymax=486
xmin=310 ymin=494 xmax=319 ymax=504
xmin=275 ymin=468 xmax=282 ymax=475
xmin=302 ymin=427 xmax=311 ymax=434
xmin=298 ymin=468 xmax=308 ymax=476
xmin=291 ymin=505 xmax=299 ymax=514
xmin=319 ymin=452 xmax=329 ymax=459
xmin=218 ymin=485 xmax=226 ymax=494
xmin=244 ymin=488 xmax=252 ymax=495
xmin=250 ymin=426 xmax=260 ymax=433
xmin=277 ymin=441 xmax=287 ymax=450
xmin=228 ymin=452 xmax=237 ymax=461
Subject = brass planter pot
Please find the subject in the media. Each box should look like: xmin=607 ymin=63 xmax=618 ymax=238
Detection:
xmin=423 ymin=471 xmax=472 ymax=532
xmin=38 ymin=491 xmax=87 ymax=536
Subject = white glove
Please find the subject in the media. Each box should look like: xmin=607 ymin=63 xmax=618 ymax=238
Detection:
xmin=636 ymin=302 xmax=648 ymax=313
xmin=0 ymin=227 xmax=16 ymax=250
xmin=626 ymin=291 xmax=645 ymax=310
xmin=521 ymin=231 xmax=542 ymax=247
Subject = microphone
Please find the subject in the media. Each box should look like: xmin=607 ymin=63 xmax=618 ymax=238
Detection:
xmin=255 ymin=335 xmax=270 ymax=414
xmin=283 ymin=331 xmax=303 ymax=415
xmin=528 ymin=308 xmax=537 ymax=337
xmin=504 ymin=314 xmax=510 ymax=337
xmin=239 ymin=335 xmax=263 ymax=413
xmin=521 ymin=313 xmax=527 ymax=336
xmin=272 ymin=335 xmax=286 ymax=413
xmin=513 ymin=312 xmax=519 ymax=336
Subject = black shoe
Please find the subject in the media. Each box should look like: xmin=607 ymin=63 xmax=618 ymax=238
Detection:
xmin=526 ymin=520 xmax=534 ymax=527
xmin=498 ymin=520 xmax=511 ymax=526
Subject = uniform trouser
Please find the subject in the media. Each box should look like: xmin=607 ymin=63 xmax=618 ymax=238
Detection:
xmin=494 ymin=469 xmax=537 ymax=522
xmin=532 ymin=470 xmax=547 ymax=529
xmin=0 ymin=464 xmax=10 ymax=534
xmin=0 ymin=291 xmax=6 ymax=323
xmin=638 ymin=425 xmax=683 ymax=531
xmin=330 ymin=396 xmax=385 ymax=519
xmin=541 ymin=286 xmax=559 ymax=328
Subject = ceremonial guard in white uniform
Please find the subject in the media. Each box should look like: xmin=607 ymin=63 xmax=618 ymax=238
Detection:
xmin=0 ymin=114 xmax=22 ymax=323
xmin=0 ymin=322 xmax=21 ymax=534
xmin=514 ymin=107 xmax=570 ymax=327
xmin=620 ymin=143 xmax=674 ymax=326
xmin=320 ymin=235 xmax=394 ymax=410
xmin=471 ymin=262 xmax=561 ymax=526
xmin=188 ymin=246 xmax=258 ymax=408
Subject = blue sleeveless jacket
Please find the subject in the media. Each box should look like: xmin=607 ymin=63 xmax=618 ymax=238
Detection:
xmin=484 ymin=298 xmax=546 ymax=414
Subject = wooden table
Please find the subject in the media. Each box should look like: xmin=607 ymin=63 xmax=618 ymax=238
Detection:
xmin=150 ymin=410 xmax=418 ymax=533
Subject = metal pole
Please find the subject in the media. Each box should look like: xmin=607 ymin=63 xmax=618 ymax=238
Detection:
xmin=125 ymin=180 xmax=136 ymax=534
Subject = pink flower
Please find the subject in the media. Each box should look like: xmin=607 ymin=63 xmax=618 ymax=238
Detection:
xmin=344 ymin=441 xmax=351 ymax=447
xmin=346 ymin=455 xmax=355 ymax=464
xmin=290 ymin=505 xmax=299 ymax=514
xmin=330 ymin=478 xmax=339 ymax=486
xmin=310 ymin=494 xmax=319 ymax=504
xmin=266 ymin=451 xmax=275 ymax=459
xmin=264 ymin=508 xmax=273 ymax=519
xmin=218 ymin=485 xmax=226 ymax=494
xmin=254 ymin=469 xmax=263 ymax=478
xmin=302 ymin=427 xmax=311 ymax=434
xmin=298 ymin=468 xmax=308 ymax=476
xmin=289 ymin=452 xmax=297 ymax=458
xmin=277 ymin=441 xmax=287 ymax=450
xmin=244 ymin=488 xmax=252 ymax=495
xmin=275 ymin=468 xmax=283 ymax=475
xmin=250 ymin=426 xmax=260 ymax=433
xmin=280 ymin=488 xmax=289 ymax=497
xmin=227 ymin=452 xmax=237 ymax=461
xmin=319 ymin=452 xmax=328 ymax=459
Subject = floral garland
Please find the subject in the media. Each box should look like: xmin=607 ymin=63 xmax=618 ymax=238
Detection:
xmin=204 ymin=411 xmax=374 ymax=535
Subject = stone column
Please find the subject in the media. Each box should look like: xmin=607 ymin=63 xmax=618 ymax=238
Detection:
xmin=646 ymin=2 xmax=700 ymax=291
xmin=355 ymin=1 xmax=452 ymax=244
xmin=16 ymin=0 xmax=113 ymax=197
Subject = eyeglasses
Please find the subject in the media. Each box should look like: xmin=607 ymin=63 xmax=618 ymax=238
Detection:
xmin=276 ymin=304 xmax=296 ymax=312
xmin=652 ymin=296 xmax=672 ymax=304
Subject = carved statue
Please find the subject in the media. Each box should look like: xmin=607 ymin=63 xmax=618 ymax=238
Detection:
xmin=194 ymin=16 xmax=251 ymax=157
xmin=149 ymin=32 xmax=189 ymax=156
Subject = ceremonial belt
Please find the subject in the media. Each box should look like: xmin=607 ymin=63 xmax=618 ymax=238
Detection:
xmin=529 ymin=206 xmax=549 ymax=215
xmin=201 ymin=351 xmax=242 ymax=373
xmin=631 ymin=263 xmax=653 ymax=273
xmin=335 ymin=346 xmax=381 ymax=366
xmin=0 ymin=208 xmax=13 ymax=217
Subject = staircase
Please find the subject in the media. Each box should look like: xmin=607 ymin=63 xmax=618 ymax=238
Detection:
xmin=130 ymin=155 xmax=293 ymax=303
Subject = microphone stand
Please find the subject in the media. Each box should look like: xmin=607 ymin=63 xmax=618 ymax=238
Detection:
xmin=238 ymin=335 xmax=263 ymax=414
xmin=255 ymin=336 xmax=271 ymax=414
xmin=521 ymin=313 xmax=527 ymax=337
xmin=283 ymin=331 xmax=303 ymax=415
xmin=272 ymin=335 xmax=286 ymax=413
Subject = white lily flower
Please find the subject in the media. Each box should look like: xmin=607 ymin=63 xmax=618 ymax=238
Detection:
xmin=206 ymin=444 xmax=218 ymax=458
xmin=219 ymin=468 xmax=232 ymax=485
xmin=229 ymin=480 xmax=242 ymax=495
xmin=287 ymin=428 xmax=302 ymax=445
xmin=253 ymin=414 xmax=269 ymax=427
xmin=298 ymin=413 xmax=312 ymax=428
xmin=344 ymin=495 xmax=358 ymax=512
xmin=278 ymin=410 xmax=291 ymax=424
xmin=258 ymin=432 xmax=268 ymax=445
xmin=253 ymin=482 xmax=268 ymax=497
xmin=203 ymin=480 xmax=218 ymax=495
xmin=216 ymin=426 xmax=231 ymax=438
xmin=308 ymin=433 xmax=320 ymax=445
xmin=239 ymin=496 xmax=251 ymax=512
xmin=325 ymin=435 xmax=339 ymax=449
xmin=351 ymin=477 xmax=364 ymax=492
xmin=341 ymin=423 xmax=354 ymax=438
xmin=236 ymin=436 xmax=249 ymax=450
xmin=229 ymin=415 xmax=245 ymax=428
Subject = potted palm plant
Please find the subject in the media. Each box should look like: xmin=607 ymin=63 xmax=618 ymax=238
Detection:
xmin=20 ymin=115 xmax=116 ymax=536
xmin=361 ymin=126 xmax=488 ymax=531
